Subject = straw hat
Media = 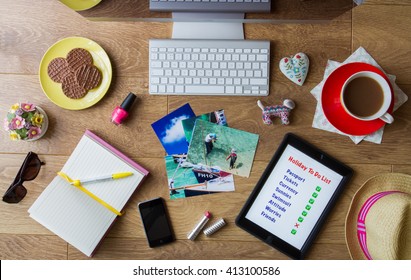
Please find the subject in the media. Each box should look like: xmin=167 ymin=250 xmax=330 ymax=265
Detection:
xmin=345 ymin=173 xmax=411 ymax=260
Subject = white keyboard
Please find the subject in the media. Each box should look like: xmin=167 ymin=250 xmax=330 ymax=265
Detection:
xmin=149 ymin=39 xmax=270 ymax=96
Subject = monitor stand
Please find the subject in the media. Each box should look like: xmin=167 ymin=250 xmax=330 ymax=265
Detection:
xmin=172 ymin=13 xmax=244 ymax=40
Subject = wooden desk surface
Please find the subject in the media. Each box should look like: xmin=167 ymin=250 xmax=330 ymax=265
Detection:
xmin=0 ymin=0 xmax=410 ymax=260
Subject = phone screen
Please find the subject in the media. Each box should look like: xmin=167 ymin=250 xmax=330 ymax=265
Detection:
xmin=138 ymin=197 xmax=174 ymax=247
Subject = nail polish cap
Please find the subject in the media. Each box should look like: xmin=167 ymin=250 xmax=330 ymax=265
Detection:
xmin=120 ymin=92 xmax=137 ymax=112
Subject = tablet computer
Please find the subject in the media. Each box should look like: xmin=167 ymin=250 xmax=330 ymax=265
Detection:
xmin=236 ymin=133 xmax=353 ymax=259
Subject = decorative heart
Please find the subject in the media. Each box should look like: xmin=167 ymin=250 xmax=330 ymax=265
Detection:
xmin=279 ymin=52 xmax=309 ymax=86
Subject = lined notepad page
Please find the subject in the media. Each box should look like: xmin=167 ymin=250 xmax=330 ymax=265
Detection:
xmin=29 ymin=132 xmax=146 ymax=257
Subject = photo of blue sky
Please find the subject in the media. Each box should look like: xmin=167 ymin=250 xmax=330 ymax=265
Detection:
xmin=151 ymin=103 xmax=196 ymax=155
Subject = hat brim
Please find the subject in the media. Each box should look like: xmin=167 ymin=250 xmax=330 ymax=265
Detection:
xmin=345 ymin=173 xmax=411 ymax=260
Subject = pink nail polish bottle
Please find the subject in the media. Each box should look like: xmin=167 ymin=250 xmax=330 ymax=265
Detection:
xmin=111 ymin=92 xmax=137 ymax=125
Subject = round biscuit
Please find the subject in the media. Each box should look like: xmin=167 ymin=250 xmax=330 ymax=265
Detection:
xmin=47 ymin=57 xmax=71 ymax=83
xmin=75 ymin=64 xmax=102 ymax=90
xmin=66 ymin=48 xmax=93 ymax=72
xmin=61 ymin=73 xmax=87 ymax=99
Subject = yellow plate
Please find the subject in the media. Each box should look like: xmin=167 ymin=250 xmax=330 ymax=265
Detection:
xmin=39 ymin=37 xmax=112 ymax=110
xmin=59 ymin=0 xmax=102 ymax=11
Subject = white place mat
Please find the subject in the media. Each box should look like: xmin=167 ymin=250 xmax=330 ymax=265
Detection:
xmin=311 ymin=47 xmax=408 ymax=144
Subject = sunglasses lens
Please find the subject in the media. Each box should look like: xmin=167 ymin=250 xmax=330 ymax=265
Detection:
xmin=21 ymin=155 xmax=42 ymax=181
xmin=2 ymin=152 xmax=44 ymax=204
xmin=2 ymin=185 xmax=27 ymax=203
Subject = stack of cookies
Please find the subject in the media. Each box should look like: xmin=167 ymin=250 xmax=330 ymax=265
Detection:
xmin=47 ymin=48 xmax=102 ymax=99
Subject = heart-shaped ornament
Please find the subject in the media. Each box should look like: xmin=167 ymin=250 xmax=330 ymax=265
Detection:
xmin=279 ymin=52 xmax=309 ymax=86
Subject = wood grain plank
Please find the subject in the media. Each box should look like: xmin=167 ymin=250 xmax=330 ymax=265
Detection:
xmin=353 ymin=5 xmax=411 ymax=84
xmin=245 ymin=18 xmax=352 ymax=83
xmin=0 ymin=0 xmax=170 ymax=75
xmin=0 ymin=234 xmax=67 ymax=259
xmin=68 ymin=238 xmax=349 ymax=260
xmin=0 ymin=75 xmax=167 ymax=157
xmin=392 ymin=165 xmax=411 ymax=174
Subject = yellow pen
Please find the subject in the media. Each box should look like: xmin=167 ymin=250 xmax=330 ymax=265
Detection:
xmin=70 ymin=172 xmax=134 ymax=186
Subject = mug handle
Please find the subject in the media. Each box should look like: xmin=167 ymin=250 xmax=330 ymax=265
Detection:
xmin=380 ymin=112 xmax=394 ymax=124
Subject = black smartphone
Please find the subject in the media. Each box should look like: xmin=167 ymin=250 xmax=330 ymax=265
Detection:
xmin=138 ymin=197 xmax=175 ymax=247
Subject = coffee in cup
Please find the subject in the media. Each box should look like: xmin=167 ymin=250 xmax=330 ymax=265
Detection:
xmin=341 ymin=71 xmax=393 ymax=124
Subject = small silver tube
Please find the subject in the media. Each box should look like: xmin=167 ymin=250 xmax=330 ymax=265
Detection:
xmin=187 ymin=211 xmax=211 ymax=241
xmin=203 ymin=218 xmax=226 ymax=236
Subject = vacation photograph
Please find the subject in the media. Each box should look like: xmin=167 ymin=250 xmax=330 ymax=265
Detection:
xmin=187 ymin=119 xmax=259 ymax=178
xmin=151 ymin=103 xmax=195 ymax=155
xmin=182 ymin=109 xmax=228 ymax=143
xmin=164 ymin=155 xmax=235 ymax=200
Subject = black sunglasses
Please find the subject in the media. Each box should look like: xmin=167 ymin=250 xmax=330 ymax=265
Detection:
xmin=2 ymin=152 xmax=45 ymax=203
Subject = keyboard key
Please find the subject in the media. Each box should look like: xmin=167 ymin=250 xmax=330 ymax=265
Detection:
xmin=151 ymin=77 xmax=160 ymax=84
xmin=257 ymin=54 xmax=268 ymax=61
xmin=250 ymin=78 xmax=267 ymax=85
xmin=151 ymin=85 xmax=158 ymax=93
xmin=151 ymin=61 xmax=162 ymax=68
xmin=226 ymin=86 xmax=235 ymax=94
xmin=175 ymin=86 xmax=184 ymax=93
xmin=151 ymin=69 xmax=164 ymax=76
xmin=186 ymin=85 xmax=225 ymax=94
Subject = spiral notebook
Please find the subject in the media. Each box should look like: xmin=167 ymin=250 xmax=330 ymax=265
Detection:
xmin=28 ymin=130 xmax=149 ymax=257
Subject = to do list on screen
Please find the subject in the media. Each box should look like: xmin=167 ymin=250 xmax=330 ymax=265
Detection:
xmin=245 ymin=145 xmax=343 ymax=250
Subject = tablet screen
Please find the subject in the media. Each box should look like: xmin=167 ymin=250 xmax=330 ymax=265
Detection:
xmin=245 ymin=144 xmax=344 ymax=250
